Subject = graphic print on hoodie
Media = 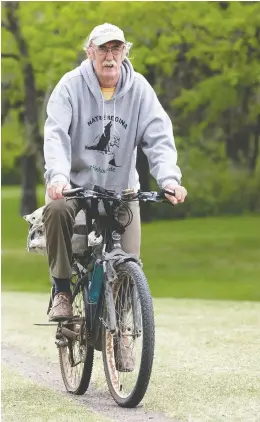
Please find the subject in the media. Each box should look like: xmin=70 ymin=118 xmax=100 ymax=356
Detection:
xmin=85 ymin=121 xmax=121 ymax=167
xmin=44 ymin=58 xmax=182 ymax=193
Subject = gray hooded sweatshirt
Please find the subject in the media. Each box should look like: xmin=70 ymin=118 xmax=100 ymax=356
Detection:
xmin=44 ymin=58 xmax=182 ymax=193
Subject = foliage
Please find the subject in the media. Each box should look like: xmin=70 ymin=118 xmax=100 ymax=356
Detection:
xmin=1 ymin=110 xmax=24 ymax=170
xmin=1 ymin=1 xmax=260 ymax=217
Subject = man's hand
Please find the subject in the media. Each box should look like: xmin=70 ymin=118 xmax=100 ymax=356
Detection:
xmin=47 ymin=182 xmax=71 ymax=200
xmin=164 ymin=184 xmax=187 ymax=205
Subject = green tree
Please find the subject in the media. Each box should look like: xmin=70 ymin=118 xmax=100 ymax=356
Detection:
xmin=171 ymin=2 xmax=260 ymax=170
xmin=2 ymin=1 xmax=260 ymax=217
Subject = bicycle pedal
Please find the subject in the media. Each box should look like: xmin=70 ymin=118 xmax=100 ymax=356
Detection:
xmin=34 ymin=323 xmax=58 ymax=326
xmin=55 ymin=338 xmax=69 ymax=347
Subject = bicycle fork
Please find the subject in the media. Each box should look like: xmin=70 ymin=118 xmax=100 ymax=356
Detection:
xmin=101 ymin=261 xmax=142 ymax=337
xmin=103 ymin=265 xmax=117 ymax=334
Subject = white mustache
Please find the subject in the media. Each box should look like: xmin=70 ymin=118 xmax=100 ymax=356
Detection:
xmin=103 ymin=60 xmax=117 ymax=67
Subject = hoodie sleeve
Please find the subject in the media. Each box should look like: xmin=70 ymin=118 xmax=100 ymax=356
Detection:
xmin=44 ymin=80 xmax=72 ymax=185
xmin=138 ymin=78 xmax=182 ymax=189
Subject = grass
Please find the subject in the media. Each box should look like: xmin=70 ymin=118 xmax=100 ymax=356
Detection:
xmin=2 ymin=185 xmax=260 ymax=301
xmin=2 ymin=293 xmax=260 ymax=422
xmin=2 ymin=186 xmax=51 ymax=292
xmin=2 ymin=365 xmax=111 ymax=422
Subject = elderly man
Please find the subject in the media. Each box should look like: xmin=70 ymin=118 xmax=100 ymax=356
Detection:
xmin=43 ymin=23 xmax=187 ymax=322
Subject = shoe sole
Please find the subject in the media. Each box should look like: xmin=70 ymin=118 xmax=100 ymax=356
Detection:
xmin=49 ymin=315 xmax=73 ymax=322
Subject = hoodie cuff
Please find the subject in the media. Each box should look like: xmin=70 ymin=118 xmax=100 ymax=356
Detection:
xmin=161 ymin=179 xmax=180 ymax=190
xmin=49 ymin=174 xmax=69 ymax=185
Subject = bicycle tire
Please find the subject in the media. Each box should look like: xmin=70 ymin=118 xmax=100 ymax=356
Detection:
xmin=102 ymin=260 xmax=155 ymax=407
xmin=59 ymin=281 xmax=94 ymax=395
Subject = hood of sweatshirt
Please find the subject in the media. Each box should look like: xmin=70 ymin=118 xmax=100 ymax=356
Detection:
xmin=79 ymin=58 xmax=135 ymax=138
xmin=80 ymin=58 xmax=135 ymax=100
xmin=44 ymin=57 xmax=182 ymax=194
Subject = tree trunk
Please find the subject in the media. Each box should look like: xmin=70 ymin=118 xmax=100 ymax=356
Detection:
xmin=136 ymin=147 xmax=152 ymax=222
xmin=5 ymin=2 xmax=41 ymax=215
xmin=249 ymin=116 xmax=260 ymax=172
xmin=20 ymin=154 xmax=38 ymax=215
xmin=136 ymin=65 xmax=159 ymax=222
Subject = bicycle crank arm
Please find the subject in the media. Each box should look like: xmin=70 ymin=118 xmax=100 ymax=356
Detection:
xmin=55 ymin=337 xmax=69 ymax=347
xmin=60 ymin=326 xmax=79 ymax=341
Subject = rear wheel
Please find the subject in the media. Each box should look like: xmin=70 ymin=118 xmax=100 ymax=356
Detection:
xmin=102 ymin=261 xmax=155 ymax=407
xmin=58 ymin=272 xmax=94 ymax=395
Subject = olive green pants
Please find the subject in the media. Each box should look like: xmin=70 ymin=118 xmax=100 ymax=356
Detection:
xmin=42 ymin=198 xmax=141 ymax=279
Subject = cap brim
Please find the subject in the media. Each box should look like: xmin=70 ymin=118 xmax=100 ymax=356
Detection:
xmin=93 ymin=34 xmax=125 ymax=46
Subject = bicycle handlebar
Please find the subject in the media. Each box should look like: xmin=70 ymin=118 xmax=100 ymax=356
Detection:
xmin=63 ymin=186 xmax=175 ymax=203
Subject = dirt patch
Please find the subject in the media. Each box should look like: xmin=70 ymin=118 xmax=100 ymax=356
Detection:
xmin=2 ymin=342 xmax=178 ymax=422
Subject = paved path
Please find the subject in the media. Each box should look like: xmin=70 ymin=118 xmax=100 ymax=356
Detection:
xmin=2 ymin=342 xmax=178 ymax=422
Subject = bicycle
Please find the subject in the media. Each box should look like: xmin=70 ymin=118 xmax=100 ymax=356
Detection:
xmin=47 ymin=185 xmax=174 ymax=407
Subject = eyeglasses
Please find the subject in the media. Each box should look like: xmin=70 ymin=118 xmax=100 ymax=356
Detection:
xmin=92 ymin=45 xmax=125 ymax=56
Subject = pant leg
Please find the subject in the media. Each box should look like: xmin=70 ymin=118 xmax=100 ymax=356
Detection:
xmin=42 ymin=198 xmax=81 ymax=279
xmin=118 ymin=201 xmax=141 ymax=257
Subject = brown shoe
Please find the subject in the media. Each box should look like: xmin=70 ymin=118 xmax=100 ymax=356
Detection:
xmin=114 ymin=335 xmax=135 ymax=372
xmin=49 ymin=292 xmax=73 ymax=322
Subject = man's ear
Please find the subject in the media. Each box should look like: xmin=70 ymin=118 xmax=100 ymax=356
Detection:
xmin=86 ymin=47 xmax=94 ymax=60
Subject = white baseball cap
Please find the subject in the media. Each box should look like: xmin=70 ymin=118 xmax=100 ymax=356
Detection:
xmin=87 ymin=23 xmax=126 ymax=46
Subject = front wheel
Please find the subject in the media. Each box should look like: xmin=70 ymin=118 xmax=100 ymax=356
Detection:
xmin=102 ymin=261 xmax=155 ymax=407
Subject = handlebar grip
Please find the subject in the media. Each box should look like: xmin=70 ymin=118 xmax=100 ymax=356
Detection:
xmin=63 ymin=187 xmax=84 ymax=197
xmin=163 ymin=189 xmax=176 ymax=196
xmin=157 ymin=189 xmax=176 ymax=199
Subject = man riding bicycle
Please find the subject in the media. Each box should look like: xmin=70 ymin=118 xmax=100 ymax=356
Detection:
xmin=43 ymin=22 xmax=187 ymax=324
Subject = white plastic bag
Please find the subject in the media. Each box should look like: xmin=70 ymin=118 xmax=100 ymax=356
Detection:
xmin=23 ymin=206 xmax=87 ymax=255
xmin=23 ymin=206 xmax=46 ymax=255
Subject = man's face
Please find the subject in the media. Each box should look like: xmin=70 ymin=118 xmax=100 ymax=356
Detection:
xmin=89 ymin=41 xmax=125 ymax=82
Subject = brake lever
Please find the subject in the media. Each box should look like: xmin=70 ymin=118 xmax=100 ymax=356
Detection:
xmin=63 ymin=187 xmax=84 ymax=197
xmin=156 ymin=189 xmax=176 ymax=205
xmin=163 ymin=189 xmax=176 ymax=197
xmin=65 ymin=196 xmax=80 ymax=200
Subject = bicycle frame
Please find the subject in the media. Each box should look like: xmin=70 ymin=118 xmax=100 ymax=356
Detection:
xmin=48 ymin=185 xmax=175 ymax=403
xmin=57 ymin=185 xmax=174 ymax=348
xmin=68 ymin=197 xmax=141 ymax=349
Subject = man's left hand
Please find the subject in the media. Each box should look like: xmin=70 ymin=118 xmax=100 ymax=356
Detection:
xmin=164 ymin=184 xmax=188 ymax=205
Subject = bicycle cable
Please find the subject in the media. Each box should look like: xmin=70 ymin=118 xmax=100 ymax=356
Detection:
xmin=117 ymin=200 xmax=133 ymax=228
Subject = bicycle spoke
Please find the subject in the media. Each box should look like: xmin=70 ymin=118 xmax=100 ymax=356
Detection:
xmin=104 ymin=274 xmax=143 ymax=398
xmin=58 ymin=275 xmax=94 ymax=394
xmin=102 ymin=261 xmax=154 ymax=407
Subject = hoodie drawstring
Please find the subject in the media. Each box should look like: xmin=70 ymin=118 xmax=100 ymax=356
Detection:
xmin=102 ymin=97 xmax=105 ymax=134
xmin=113 ymin=98 xmax=121 ymax=139
xmin=113 ymin=100 xmax=116 ymax=135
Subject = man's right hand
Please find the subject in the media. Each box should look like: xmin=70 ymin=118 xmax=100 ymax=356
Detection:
xmin=47 ymin=182 xmax=71 ymax=200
